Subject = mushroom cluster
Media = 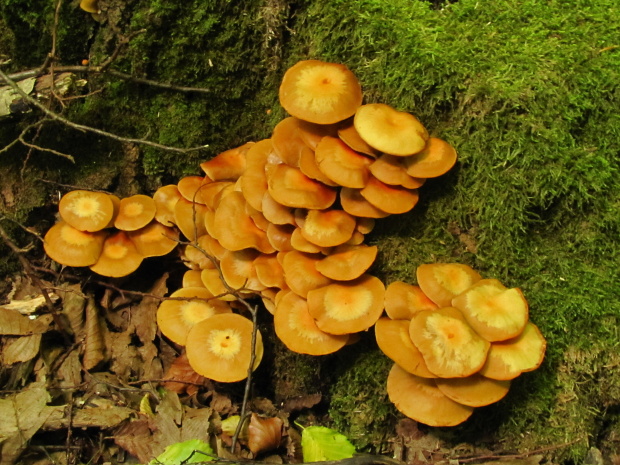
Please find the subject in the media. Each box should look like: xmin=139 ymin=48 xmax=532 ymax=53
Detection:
xmin=379 ymin=263 xmax=547 ymax=426
xmin=42 ymin=60 xmax=546 ymax=419
xmin=44 ymin=189 xmax=179 ymax=277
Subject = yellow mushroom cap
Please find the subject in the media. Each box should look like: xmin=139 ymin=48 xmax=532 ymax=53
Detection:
xmin=387 ymin=364 xmax=474 ymax=427
xmin=416 ymin=263 xmax=483 ymax=308
xmin=279 ymin=60 xmax=363 ymax=125
xmin=451 ymin=278 xmax=529 ymax=342
xmin=59 ymin=190 xmax=115 ymax=232
xmin=157 ymin=287 xmax=232 ymax=346
xmin=153 ymin=184 xmax=182 ymax=227
xmin=114 ymin=194 xmax=157 ymax=231
xmin=409 ymin=307 xmax=490 ymax=378
xmin=200 ymin=142 xmax=252 ymax=181
xmin=404 ymin=137 xmax=458 ymax=178
xmin=434 ymin=374 xmax=511 ymax=407
xmin=384 ymin=281 xmax=438 ymax=320
xmin=479 ymin=322 xmax=547 ymax=380
xmin=375 ymin=317 xmax=435 ymax=378
xmin=354 ymin=103 xmax=429 ymax=156
xmin=314 ymin=136 xmax=372 ymax=188
xmin=315 ymin=244 xmax=378 ymax=281
xmin=89 ymin=230 xmax=143 ymax=277
xmin=306 ymin=274 xmax=385 ymax=335
xmin=43 ymin=220 xmax=106 ymax=267
xmin=274 ymin=291 xmax=348 ymax=355
xmin=267 ymin=164 xmax=337 ymax=210
xmin=185 ymin=313 xmax=264 ymax=383
xmin=127 ymin=221 xmax=179 ymax=257
xmin=300 ymin=209 xmax=357 ymax=248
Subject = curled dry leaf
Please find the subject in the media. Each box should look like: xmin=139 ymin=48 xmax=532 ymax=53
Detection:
xmin=162 ymin=352 xmax=206 ymax=396
xmin=248 ymin=413 xmax=283 ymax=456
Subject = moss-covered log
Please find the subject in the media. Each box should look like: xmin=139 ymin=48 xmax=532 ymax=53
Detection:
xmin=1 ymin=0 xmax=619 ymax=462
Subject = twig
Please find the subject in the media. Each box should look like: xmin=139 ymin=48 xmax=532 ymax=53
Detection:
xmin=453 ymin=437 xmax=586 ymax=463
xmin=7 ymin=66 xmax=213 ymax=94
xmin=0 ymin=67 xmax=210 ymax=154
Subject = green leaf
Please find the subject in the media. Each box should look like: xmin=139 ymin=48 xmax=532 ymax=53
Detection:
xmin=148 ymin=439 xmax=214 ymax=465
xmin=301 ymin=426 xmax=356 ymax=462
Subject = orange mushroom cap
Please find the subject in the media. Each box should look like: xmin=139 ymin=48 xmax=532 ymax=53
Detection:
xmin=306 ymin=274 xmax=385 ymax=335
xmin=200 ymin=142 xmax=251 ymax=181
xmin=416 ymin=263 xmax=483 ymax=308
xmin=359 ymin=175 xmax=419 ymax=215
xmin=409 ymin=307 xmax=490 ymax=378
xmin=153 ymin=184 xmax=182 ymax=227
xmin=59 ymin=190 xmax=115 ymax=232
xmin=239 ymin=139 xmax=274 ymax=212
xmin=157 ymin=287 xmax=232 ymax=345
xmin=337 ymin=120 xmax=379 ymax=158
xmin=339 ymin=187 xmax=390 ymax=219
xmin=271 ymin=117 xmax=306 ymax=167
xmin=281 ymin=250 xmax=333 ymax=298
xmin=451 ymin=278 xmax=529 ymax=342
xmin=185 ymin=313 xmax=264 ymax=383
xmin=300 ymin=209 xmax=357 ymax=248
xmin=404 ymin=137 xmax=458 ymax=178
xmin=279 ymin=60 xmax=363 ymax=124
xmin=479 ymin=322 xmax=547 ymax=380
xmin=297 ymin=119 xmax=340 ymax=150
xmin=89 ymin=230 xmax=143 ymax=277
xmin=387 ymin=364 xmax=474 ymax=427
xmin=354 ymin=103 xmax=429 ymax=156
xmin=173 ymin=198 xmax=208 ymax=241
xmin=434 ymin=374 xmax=511 ymax=407
xmin=369 ymin=154 xmax=426 ymax=189
xmin=274 ymin=291 xmax=348 ymax=355
xmin=375 ymin=317 xmax=436 ymax=378
xmin=43 ymin=220 xmax=106 ymax=267
xmin=114 ymin=194 xmax=157 ymax=231
xmin=127 ymin=221 xmax=180 ymax=257
xmin=315 ymin=244 xmax=378 ymax=281
xmin=267 ymin=164 xmax=337 ymax=210
xmin=314 ymin=136 xmax=373 ymax=188
xmin=384 ymin=281 xmax=438 ymax=320
xmin=177 ymin=176 xmax=210 ymax=205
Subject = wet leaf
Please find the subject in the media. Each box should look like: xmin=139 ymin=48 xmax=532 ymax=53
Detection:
xmin=300 ymin=425 xmax=356 ymax=462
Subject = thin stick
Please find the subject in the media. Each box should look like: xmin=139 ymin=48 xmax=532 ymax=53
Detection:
xmin=0 ymin=68 xmax=209 ymax=154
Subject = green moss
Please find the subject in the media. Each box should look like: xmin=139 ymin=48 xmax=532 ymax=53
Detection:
xmin=327 ymin=343 xmax=395 ymax=452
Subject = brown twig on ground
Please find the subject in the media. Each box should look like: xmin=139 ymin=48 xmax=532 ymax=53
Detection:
xmin=453 ymin=437 xmax=586 ymax=463
xmin=0 ymin=67 xmax=210 ymax=154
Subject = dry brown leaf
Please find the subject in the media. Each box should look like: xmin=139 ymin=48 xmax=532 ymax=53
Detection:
xmin=0 ymin=382 xmax=54 ymax=464
xmin=114 ymin=418 xmax=154 ymax=463
xmin=0 ymin=308 xmax=53 ymax=335
xmin=56 ymin=348 xmax=82 ymax=388
xmin=82 ymin=296 xmax=106 ymax=370
xmin=132 ymin=273 xmax=168 ymax=344
xmin=162 ymin=352 xmax=205 ymax=395
xmin=2 ymin=333 xmax=42 ymax=364
xmin=43 ymin=398 xmax=134 ymax=430
xmin=57 ymin=284 xmax=86 ymax=338
xmin=282 ymin=393 xmax=322 ymax=412
xmin=248 ymin=413 xmax=284 ymax=456
xmin=180 ymin=406 xmax=213 ymax=442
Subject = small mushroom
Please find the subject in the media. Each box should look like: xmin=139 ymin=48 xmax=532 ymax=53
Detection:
xmin=478 ymin=322 xmax=547 ymax=380
xmin=114 ymin=194 xmax=157 ymax=231
xmin=200 ymin=142 xmax=251 ymax=181
xmin=315 ymin=244 xmax=378 ymax=281
xmin=185 ymin=313 xmax=264 ymax=383
xmin=306 ymin=274 xmax=385 ymax=335
xmin=354 ymin=103 xmax=429 ymax=156
xmin=416 ymin=263 xmax=482 ymax=308
xmin=279 ymin=60 xmax=363 ymax=124
xmin=89 ymin=230 xmax=143 ymax=277
xmin=434 ymin=374 xmax=511 ymax=407
xmin=339 ymin=187 xmax=390 ymax=219
xmin=314 ymin=136 xmax=372 ymax=188
xmin=239 ymin=139 xmax=273 ymax=212
xmin=375 ymin=317 xmax=435 ymax=378
xmin=369 ymin=154 xmax=426 ymax=189
xmin=281 ymin=250 xmax=332 ymax=298
xmin=337 ymin=120 xmax=379 ymax=157
xmin=409 ymin=307 xmax=490 ymax=378
xmin=58 ymin=190 xmax=115 ymax=232
xmin=43 ymin=221 xmax=106 ymax=267
xmin=387 ymin=364 xmax=474 ymax=427
xmin=153 ymin=184 xmax=182 ymax=227
xmin=267 ymin=164 xmax=337 ymax=210
xmin=300 ymin=209 xmax=357 ymax=248
xmin=274 ymin=291 xmax=348 ymax=355
xmin=157 ymin=287 xmax=232 ymax=345
xmin=173 ymin=198 xmax=208 ymax=241
xmin=177 ymin=176 xmax=210 ymax=205
xmin=404 ymin=137 xmax=457 ymax=179
xmin=127 ymin=221 xmax=179 ymax=257
xmin=271 ymin=117 xmax=306 ymax=167
xmin=451 ymin=278 xmax=529 ymax=342
xmin=359 ymin=175 xmax=419 ymax=215
xmin=384 ymin=281 xmax=438 ymax=320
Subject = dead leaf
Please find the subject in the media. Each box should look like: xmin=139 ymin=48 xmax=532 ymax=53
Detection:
xmin=82 ymin=296 xmax=106 ymax=370
xmin=2 ymin=333 xmax=42 ymax=364
xmin=57 ymin=284 xmax=86 ymax=338
xmin=114 ymin=419 xmax=154 ymax=463
xmin=282 ymin=393 xmax=322 ymax=413
xmin=248 ymin=413 xmax=283 ymax=456
xmin=0 ymin=308 xmax=53 ymax=335
xmin=180 ymin=407 xmax=213 ymax=441
xmin=0 ymin=382 xmax=54 ymax=464
xmin=162 ymin=352 xmax=205 ymax=395
xmin=43 ymin=399 xmax=134 ymax=430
